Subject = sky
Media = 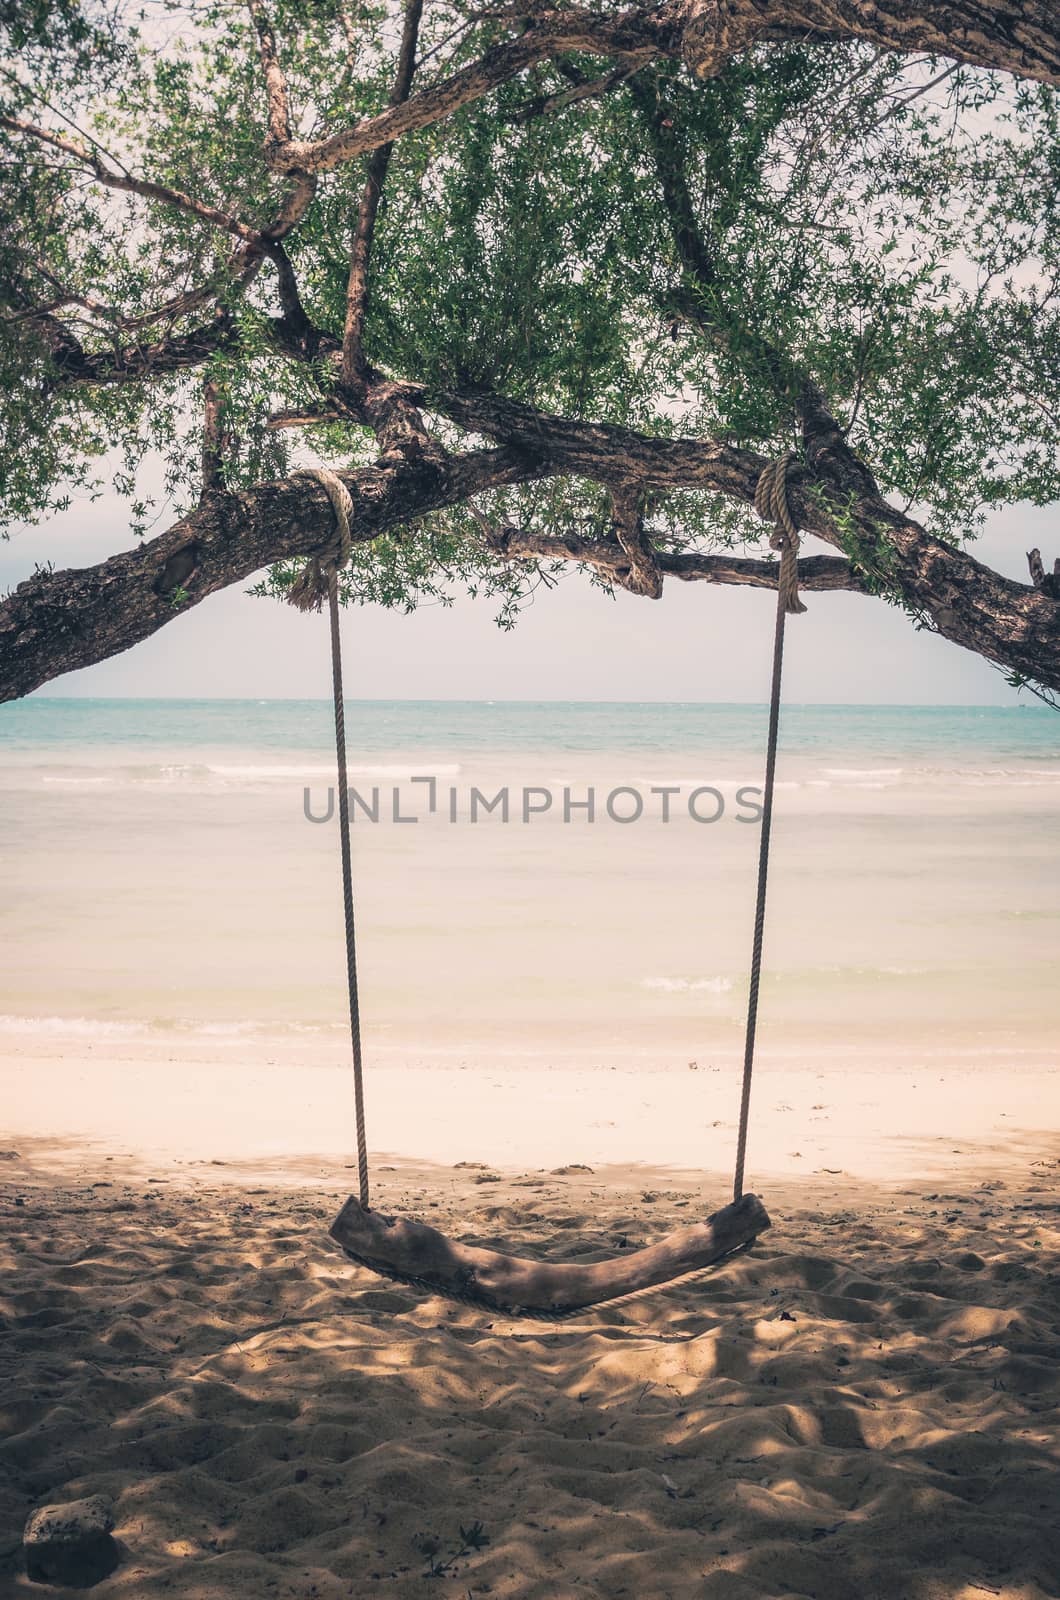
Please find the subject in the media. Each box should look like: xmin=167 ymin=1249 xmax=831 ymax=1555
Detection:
xmin=3 ymin=486 xmax=1055 ymax=705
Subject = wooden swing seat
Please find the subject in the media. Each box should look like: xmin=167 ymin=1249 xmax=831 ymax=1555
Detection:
xmin=330 ymin=1190 xmax=771 ymax=1316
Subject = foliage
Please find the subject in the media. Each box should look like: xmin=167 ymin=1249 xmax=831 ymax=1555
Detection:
xmin=1 ymin=0 xmax=1058 ymax=604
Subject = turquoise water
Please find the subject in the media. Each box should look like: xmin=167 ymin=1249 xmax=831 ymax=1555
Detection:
xmin=2 ymin=698 xmax=1058 ymax=1056
xmin=2 ymin=697 xmax=1057 ymax=763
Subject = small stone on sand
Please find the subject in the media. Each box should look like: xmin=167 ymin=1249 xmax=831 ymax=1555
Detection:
xmin=24 ymin=1495 xmax=118 ymax=1587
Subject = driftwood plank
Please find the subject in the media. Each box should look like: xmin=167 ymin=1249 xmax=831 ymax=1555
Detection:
xmin=329 ymin=1192 xmax=771 ymax=1315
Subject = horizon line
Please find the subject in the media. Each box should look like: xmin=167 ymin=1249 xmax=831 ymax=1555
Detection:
xmin=12 ymin=695 xmax=1046 ymax=711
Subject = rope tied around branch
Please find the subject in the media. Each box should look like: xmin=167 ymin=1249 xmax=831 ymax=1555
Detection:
xmin=286 ymin=466 xmax=354 ymax=612
xmin=754 ymin=452 xmax=807 ymax=616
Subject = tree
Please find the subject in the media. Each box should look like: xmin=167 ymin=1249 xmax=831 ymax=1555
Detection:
xmin=1 ymin=0 xmax=1058 ymax=702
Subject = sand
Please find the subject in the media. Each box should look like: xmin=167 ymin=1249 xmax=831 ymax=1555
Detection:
xmin=1 ymin=1058 xmax=1058 ymax=1600
xmin=1 ymin=1036 xmax=1056 ymax=1180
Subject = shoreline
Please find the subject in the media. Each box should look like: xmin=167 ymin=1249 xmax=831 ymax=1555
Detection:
xmin=2 ymin=1039 xmax=1055 ymax=1185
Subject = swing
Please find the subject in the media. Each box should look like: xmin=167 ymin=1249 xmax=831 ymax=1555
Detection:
xmin=293 ymin=462 xmax=804 ymax=1318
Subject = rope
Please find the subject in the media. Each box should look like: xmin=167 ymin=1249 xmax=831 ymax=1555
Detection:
xmin=753 ymin=452 xmax=807 ymax=617
xmin=732 ymin=455 xmax=805 ymax=1202
xmin=289 ymin=455 xmax=801 ymax=1222
xmin=286 ymin=466 xmax=354 ymax=614
xmin=289 ymin=468 xmax=370 ymax=1209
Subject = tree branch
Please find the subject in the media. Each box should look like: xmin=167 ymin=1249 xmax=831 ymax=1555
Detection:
xmin=263 ymin=8 xmax=669 ymax=175
xmin=260 ymin=0 xmax=1060 ymax=179
xmin=420 ymin=384 xmax=1060 ymax=687
xmin=0 ymin=446 xmax=552 ymax=703
xmin=509 ymin=58 xmax=651 ymax=122
xmin=1028 ymin=547 xmax=1060 ymax=599
xmin=487 ymin=523 xmax=865 ymax=593
xmin=661 ymin=550 xmax=864 ymax=590
xmin=19 ymin=286 xmax=1060 ymax=696
xmin=41 ymin=310 xmax=239 ymax=389
xmin=3 ymin=111 xmax=317 ymax=351
xmin=6 ymin=362 xmax=1060 ymax=693
xmin=243 ymin=1 xmax=319 ymax=241
xmin=3 ymin=115 xmax=262 ymax=244
xmin=246 ymin=0 xmax=294 ymax=147
xmin=342 ymin=0 xmax=425 ymax=383
xmin=673 ymin=0 xmax=1060 ymax=88
xmin=632 ymin=73 xmax=883 ymax=510
xmin=200 ymin=377 xmax=231 ymax=498
xmin=610 ymin=487 xmax=663 ymax=597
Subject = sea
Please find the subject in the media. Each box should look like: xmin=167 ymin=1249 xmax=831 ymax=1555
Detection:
xmin=2 ymin=698 xmax=1058 ymax=1072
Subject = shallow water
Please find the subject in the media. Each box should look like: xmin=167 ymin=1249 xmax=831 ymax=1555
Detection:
xmin=2 ymin=698 xmax=1058 ymax=1066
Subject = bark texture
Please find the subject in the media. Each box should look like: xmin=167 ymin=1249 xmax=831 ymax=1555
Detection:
xmin=669 ymin=0 xmax=1060 ymax=85
xmin=329 ymin=1191 xmax=771 ymax=1314
xmin=258 ymin=0 xmax=1060 ymax=178
xmin=4 ymin=388 xmax=1060 ymax=699
xmin=0 ymin=449 xmax=544 ymax=703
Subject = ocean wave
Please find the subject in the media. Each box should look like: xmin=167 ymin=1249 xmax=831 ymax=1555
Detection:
xmin=807 ymin=764 xmax=1060 ymax=791
xmin=823 ymin=767 xmax=905 ymax=780
xmin=0 ymin=1014 xmax=343 ymax=1040
xmin=215 ymin=762 xmax=462 ymax=779
xmin=41 ymin=774 xmax=110 ymax=786
xmin=23 ymin=760 xmax=466 ymax=788
xmin=210 ymin=763 xmax=343 ymax=780
xmin=0 ymin=1015 xmax=152 ymax=1038
xmin=781 ymin=965 xmax=927 ymax=979
xmin=641 ymin=976 xmax=733 ymax=994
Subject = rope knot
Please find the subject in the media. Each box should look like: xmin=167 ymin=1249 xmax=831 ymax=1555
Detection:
xmin=754 ymin=453 xmax=807 ymax=616
xmin=287 ymin=466 xmax=355 ymax=612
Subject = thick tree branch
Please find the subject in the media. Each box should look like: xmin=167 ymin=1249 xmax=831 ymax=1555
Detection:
xmin=0 ymin=447 xmax=550 ymax=703
xmin=673 ymin=0 xmax=1060 ymax=88
xmin=261 ymin=0 xmax=1060 ymax=178
xmin=661 ymin=550 xmax=864 ymax=590
xmin=421 ymin=385 xmax=1060 ymax=686
xmin=40 ymin=310 xmax=239 ymax=390
xmin=424 ymin=384 xmax=771 ymax=497
xmin=6 ymin=368 xmax=1060 ymax=691
xmin=17 ymin=289 xmax=1060 ymax=695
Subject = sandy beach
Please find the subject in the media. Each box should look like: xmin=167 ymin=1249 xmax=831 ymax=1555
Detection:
xmin=2 ymin=699 xmax=1057 ymax=1595
xmin=2 ymin=1049 xmax=1058 ymax=1600
xmin=5 ymin=0 xmax=1060 ymax=1570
